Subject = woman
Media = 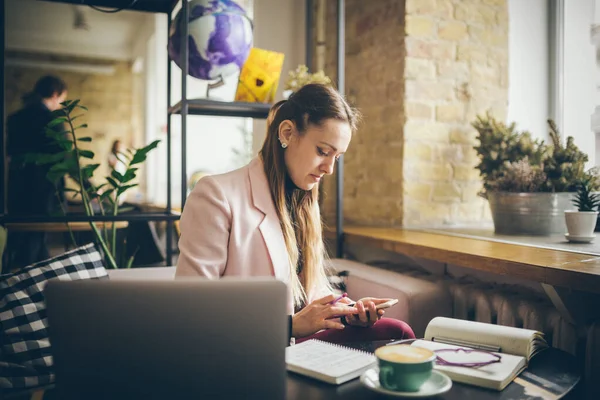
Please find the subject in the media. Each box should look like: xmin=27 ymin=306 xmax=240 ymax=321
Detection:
xmin=176 ymin=84 xmax=414 ymax=344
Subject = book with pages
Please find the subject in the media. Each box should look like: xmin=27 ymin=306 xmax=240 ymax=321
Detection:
xmin=410 ymin=317 xmax=548 ymax=391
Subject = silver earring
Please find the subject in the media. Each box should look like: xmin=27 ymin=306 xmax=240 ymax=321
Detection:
xmin=281 ymin=142 xmax=288 ymax=149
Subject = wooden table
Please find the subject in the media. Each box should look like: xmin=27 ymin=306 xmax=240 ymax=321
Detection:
xmin=287 ymin=340 xmax=581 ymax=400
xmin=5 ymin=340 xmax=580 ymax=400
xmin=3 ymin=222 xmax=130 ymax=260
xmin=4 ymin=221 xmax=129 ymax=232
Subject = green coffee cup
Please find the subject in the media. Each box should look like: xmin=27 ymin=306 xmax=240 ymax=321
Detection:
xmin=374 ymin=344 xmax=436 ymax=392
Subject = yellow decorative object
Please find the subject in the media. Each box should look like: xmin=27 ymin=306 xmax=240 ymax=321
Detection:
xmin=235 ymin=47 xmax=285 ymax=103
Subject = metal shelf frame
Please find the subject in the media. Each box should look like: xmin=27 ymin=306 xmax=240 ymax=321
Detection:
xmin=168 ymin=98 xmax=271 ymax=118
xmin=304 ymin=0 xmax=346 ymax=258
xmin=0 ymin=0 xmax=347 ymax=266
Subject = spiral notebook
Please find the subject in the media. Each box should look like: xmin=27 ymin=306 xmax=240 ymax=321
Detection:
xmin=285 ymin=339 xmax=376 ymax=385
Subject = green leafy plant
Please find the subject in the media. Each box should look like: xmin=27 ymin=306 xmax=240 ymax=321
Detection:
xmin=544 ymin=119 xmax=589 ymax=192
xmin=572 ymin=173 xmax=600 ymax=211
xmin=23 ymin=100 xmax=160 ymax=269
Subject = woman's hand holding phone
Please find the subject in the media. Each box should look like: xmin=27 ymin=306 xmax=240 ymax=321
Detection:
xmin=338 ymin=297 xmax=398 ymax=327
xmin=292 ymin=294 xmax=358 ymax=338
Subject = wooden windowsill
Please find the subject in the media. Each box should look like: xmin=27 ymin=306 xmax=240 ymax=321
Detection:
xmin=328 ymin=226 xmax=600 ymax=294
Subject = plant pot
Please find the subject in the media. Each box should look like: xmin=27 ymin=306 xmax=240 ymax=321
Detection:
xmin=487 ymin=192 xmax=576 ymax=236
xmin=565 ymin=210 xmax=599 ymax=237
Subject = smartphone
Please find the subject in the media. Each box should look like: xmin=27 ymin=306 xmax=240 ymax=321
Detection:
xmin=346 ymin=298 xmax=399 ymax=310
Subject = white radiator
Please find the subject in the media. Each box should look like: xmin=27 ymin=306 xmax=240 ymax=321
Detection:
xmin=444 ymin=278 xmax=578 ymax=355
xmin=342 ymin=260 xmax=580 ymax=355
xmin=585 ymin=321 xmax=600 ymax=399
xmin=442 ymin=277 xmax=600 ymax=397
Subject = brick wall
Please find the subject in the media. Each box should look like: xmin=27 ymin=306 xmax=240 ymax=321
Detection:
xmin=316 ymin=0 xmax=508 ymax=227
xmin=320 ymin=0 xmax=406 ymax=227
xmin=5 ymin=55 xmax=145 ymax=200
xmin=403 ymin=0 xmax=508 ymax=226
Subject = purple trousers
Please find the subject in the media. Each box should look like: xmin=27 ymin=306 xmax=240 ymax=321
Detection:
xmin=295 ymin=318 xmax=415 ymax=345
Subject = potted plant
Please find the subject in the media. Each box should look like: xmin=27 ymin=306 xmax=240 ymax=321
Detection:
xmin=473 ymin=113 xmax=591 ymax=235
xmin=23 ymin=100 xmax=160 ymax=268
xmin=565 ymin=174 xmax=600 ymax=242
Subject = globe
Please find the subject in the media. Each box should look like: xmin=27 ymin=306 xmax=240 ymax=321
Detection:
xmin=168 ymin=0 xmax=253 ymax=81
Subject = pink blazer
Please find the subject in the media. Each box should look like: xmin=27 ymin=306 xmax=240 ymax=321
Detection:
xmin=176 ymin=158 xmax=299 ymax=313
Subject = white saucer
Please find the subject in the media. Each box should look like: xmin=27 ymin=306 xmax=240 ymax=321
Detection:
xmin=360 ymin=367 xmax=452 ymax=398
xmin=565 ymin=233 xmax=595 ymax=243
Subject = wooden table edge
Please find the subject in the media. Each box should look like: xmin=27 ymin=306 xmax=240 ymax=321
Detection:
xmin=4 ymin=221 xmax=130 ymax=232
xmin=327 ymin=226 xmax=600 ymax=294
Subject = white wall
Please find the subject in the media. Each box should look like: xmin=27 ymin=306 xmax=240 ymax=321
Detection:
xmin=564 ymin=0 xmax=597 ymax=166
xmin=507 ymin=0 xmax=550 ymax=141
xmin=5 ymin=0 xmax=149 ymax=61
xmin=251 ymin=0 xmax=306 ymax=154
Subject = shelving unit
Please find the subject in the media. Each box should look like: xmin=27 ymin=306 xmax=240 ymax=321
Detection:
xmin=0 ymin=0 xmax=347 ymax=267
xmin=168 ymin=98 xmax=271 ymax=118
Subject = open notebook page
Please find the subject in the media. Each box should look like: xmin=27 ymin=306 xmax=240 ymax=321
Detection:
xmin=411 ymin=339 xmax=526 ymax=391
xmin=285 ymin=339 xmax=376 ymax=385
xmin=424 ymin=317 xmax=547 ymax=361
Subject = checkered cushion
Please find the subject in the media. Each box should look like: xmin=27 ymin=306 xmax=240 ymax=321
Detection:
xmin=0 ymin=243 xmax=108 ymax=389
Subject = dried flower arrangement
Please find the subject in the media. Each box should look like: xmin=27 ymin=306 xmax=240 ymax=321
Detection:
xmin=284 ymin=65 xmax=332 ymax=93
xmin=487 ymin=158 xmax=547 ymax=193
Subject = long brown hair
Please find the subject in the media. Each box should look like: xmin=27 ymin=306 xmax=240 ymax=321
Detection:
xmin=260 ymin=83 xmax=359 ymax=307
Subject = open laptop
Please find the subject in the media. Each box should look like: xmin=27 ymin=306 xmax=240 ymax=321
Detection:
xmin=44 ymin=277 xmax=288 ymax=400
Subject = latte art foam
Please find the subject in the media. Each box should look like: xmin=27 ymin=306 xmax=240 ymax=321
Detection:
xmin=375 ymin=345 xmax=434 ymax=363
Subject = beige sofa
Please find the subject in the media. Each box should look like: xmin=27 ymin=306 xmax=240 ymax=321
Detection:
xmin=107 ymin=261 xmax=453 ymax=339
xmin=107 ymin=267 xmax=176 ymax=280
xmin=330 ymin=259 xmax=453 ymax=338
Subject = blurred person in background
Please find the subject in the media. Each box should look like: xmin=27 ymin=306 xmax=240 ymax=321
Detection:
xmin=108 ymin=139 xmax=127 ymax=176
xmin=6 ymin=75 xmax=68 ymax=268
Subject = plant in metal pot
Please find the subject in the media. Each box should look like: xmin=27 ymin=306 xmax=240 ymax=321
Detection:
xmin=473 ymin=111 xmax=547 ymax=197
xmin=22 ymin=100 xmax=160 ymax=268
xmin=473 ymin=113 xmax=591 ymax=236
xmin=564 ymin=173 xmax=600 ymax=242
xmin=543 ymin=119 xmax=589 ymax=192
